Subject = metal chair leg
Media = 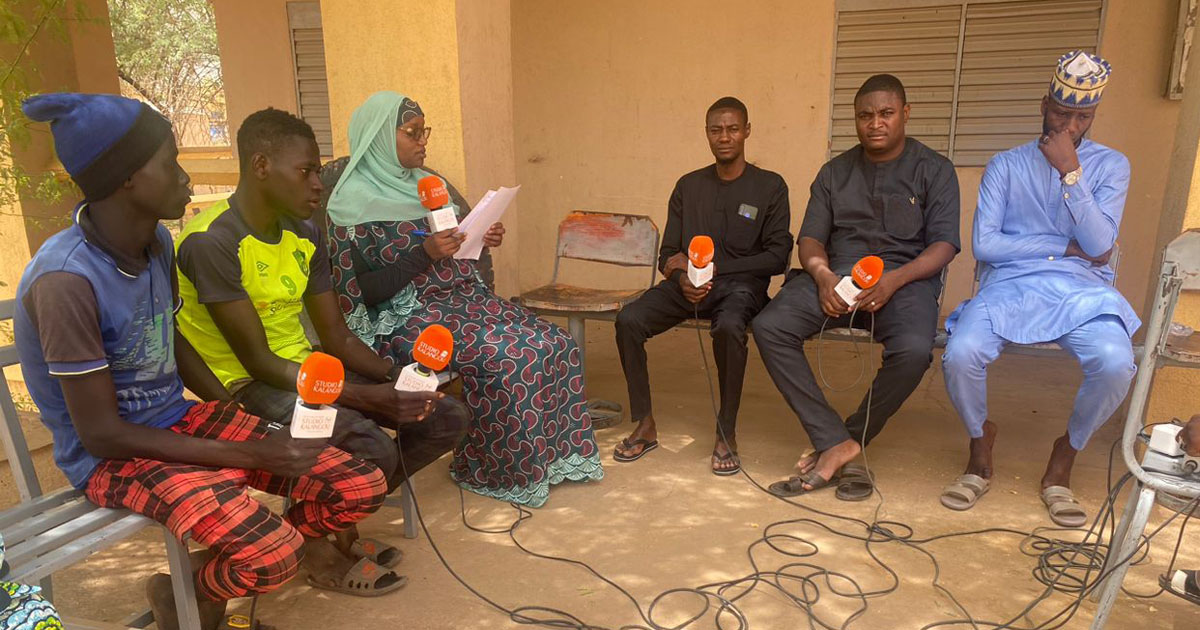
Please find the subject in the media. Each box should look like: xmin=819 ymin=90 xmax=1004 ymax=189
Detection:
xmin=1089 ymin=486 xmax=1157 ymax=630
xmin=565 ymin=314 xmax=624 ymax=429
xmin=402 ymin=481 xmax=418 ymax=539
xmin=1090 ymin=486 xmax=1141 ymax=603
xmin=163 ymin=530 xmax=203 ymax=630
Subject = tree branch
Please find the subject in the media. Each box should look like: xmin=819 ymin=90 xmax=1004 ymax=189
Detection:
xmin=1 ymin=0 xmax=67 ymax=88
xmin=116 ymin=65 xmax=167 ymax=113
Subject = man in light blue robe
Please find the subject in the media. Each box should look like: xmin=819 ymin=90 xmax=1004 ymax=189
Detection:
xmin=940 ymin=51 xmax=1140 ymax=527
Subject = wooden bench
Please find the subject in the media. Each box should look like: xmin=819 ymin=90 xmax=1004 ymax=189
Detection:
xmin=0 ymin=299 xmax=203 ymax=629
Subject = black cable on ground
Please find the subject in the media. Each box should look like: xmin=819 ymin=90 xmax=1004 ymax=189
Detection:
xmin=377 ymin=303 xmax=1197 ymax=630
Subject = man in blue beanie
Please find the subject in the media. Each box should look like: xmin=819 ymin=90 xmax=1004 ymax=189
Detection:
xmin=13 ymin=92 xmax=387 ymax=629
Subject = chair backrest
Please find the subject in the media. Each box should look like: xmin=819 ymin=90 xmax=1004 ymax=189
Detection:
xmin=551 ymin=211 xmax=660 ymax=287
xmin=0 ymin=299 xmax=42 ymax=503
xmin=970 ymin=242 xmax=1121 ymax=296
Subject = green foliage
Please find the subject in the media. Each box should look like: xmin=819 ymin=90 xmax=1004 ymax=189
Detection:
xmin=108 ymin=0 xmax=225 ymax=143
xmin=0 ymin=0 xmax=83 ymax=214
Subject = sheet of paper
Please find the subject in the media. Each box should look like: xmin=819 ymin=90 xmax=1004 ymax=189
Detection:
xmin=455 ymin=185 xmax=519 ymax=260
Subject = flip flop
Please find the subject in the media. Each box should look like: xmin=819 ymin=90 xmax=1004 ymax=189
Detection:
xmin=349 ymin=537 xmax=403 ymax=569
xmin=712 ymin=449 xmax=741 ymax=476
xmin=835 ymin=463 xmax=875 ymax=502
xmin=1040 ymin=485 xmax=1088 ymax=528
xmin=768 ymin=470 xmax=839 ymax=497
xmin=940 ymin=473 xmax=991 ymax=511
xmin=306 ymin=557 xmax=408 ymax=597
xmin=1160 ymin=569 xmax=1200 ymax=606
xmin=613 ymin=438 xmax=658 ymax=462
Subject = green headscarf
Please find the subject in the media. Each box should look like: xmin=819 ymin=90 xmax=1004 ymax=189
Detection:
xmin=327 ymin=90 xmax=443 ymax=226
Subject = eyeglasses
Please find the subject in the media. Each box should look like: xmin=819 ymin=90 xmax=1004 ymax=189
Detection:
xmin=399 ymin=126 xmax=433 ymax=142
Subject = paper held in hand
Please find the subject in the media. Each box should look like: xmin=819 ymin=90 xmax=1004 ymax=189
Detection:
xmin=454 ymin=185 xmax=520 ymax=260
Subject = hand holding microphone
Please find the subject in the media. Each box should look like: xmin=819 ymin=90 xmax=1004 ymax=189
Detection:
xmin=816 ymin=255 xmax=883 ymax=317
xmin=679 ymin=236 xmax=715 ymax=304
xmin=835 ymin=256 xmax=892 ymax=313
xmin=369 ymin=325 xmax=453 ymax=424
xmin=395 ymin=325 xmax=453 ymax=393
xmin=254 ymin=352 xmax=343 ymax=477
xmin=418 ymin=175 xmax=459 ymax=233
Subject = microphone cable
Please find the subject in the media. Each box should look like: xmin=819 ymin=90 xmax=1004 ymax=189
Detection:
xmin=353 ymin=290 xmax=1198 ymax=630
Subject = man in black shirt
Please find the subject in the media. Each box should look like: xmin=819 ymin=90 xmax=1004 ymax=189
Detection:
xmin=614 ymin=97 xmax=792 ymax=475
xmin=753 ymin=75 xmax=960 ymax=499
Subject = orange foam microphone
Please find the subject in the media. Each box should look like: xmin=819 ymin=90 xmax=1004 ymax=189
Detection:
xmin=834 ymin=255 xmax=884 ymax=308
xmin=395 ymin=325 xmax=454 ymax=392
xmin=686 ymin=235 xmax=715 ymax=287
xmin=417 ymin=175 xmax=458 ymax=232
xmin=291 ymin=351 xmax=344 ymax=438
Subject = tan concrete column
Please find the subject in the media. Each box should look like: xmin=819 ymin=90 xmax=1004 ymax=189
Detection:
xmin=319 ymin=0 xmax=519 ymax=296
xmin=0 ymin=0 xmax=119 ymax=298
xmin=1145 ymin=35 xmax=1200 ymax=422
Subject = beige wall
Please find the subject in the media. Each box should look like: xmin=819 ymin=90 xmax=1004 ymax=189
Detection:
xmin=512 ymin=0 xmax=838 ymax=294
xmin=454 ymin=0 xmax=519 ymax=296
xmin=209 ymin=0 xmax=1193 ymax=367
xmin=211 ymin=0 xmax=298 ymax=152
xmin=1091 ymin=0 xmax=1184 ymax=319
xmin=509 ymin=0 xmax=1184 ymax=322
xmin=321 ymin=0 xmax=467 ymax=188
xmin=1143 ymin=12 xmax=1200 ymax=425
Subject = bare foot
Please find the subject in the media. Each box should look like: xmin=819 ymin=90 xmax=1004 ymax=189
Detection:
xmin=712 ymin=437 xmax=739 ymax=473
xmin=332 ymin=526 xmax=401 ymax=567
xmin=146 ymin=572 xmax=227 ymax=630
xmin=614 ymin=417 xmax=658 ymax=459
xmin=304 ymin=537 xmax=402 ymax=591
xmin=1041 ymin=434 xmax=1078 ymax=489
xmin=965 ymin=420 xmax=998 ymax=479
xmin=795 ymin=449 xmax=821 ymax=474
xmin=804 ymin=439 xmax=861 ymax=491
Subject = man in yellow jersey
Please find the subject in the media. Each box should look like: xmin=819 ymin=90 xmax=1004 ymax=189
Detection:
xmin=176 ymin=108 xmax=468 ymax=596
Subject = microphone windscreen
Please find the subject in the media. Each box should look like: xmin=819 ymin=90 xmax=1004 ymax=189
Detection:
xmin=688 ymin=235 xmax=715 ymax=267
xmin=296 ymin=351 xmax=345 ymax=405
xmin=417 ymin=175 xmax=450 ymax=210
xmin=413 ymin=324 xmax=453 ymax=371
xmin=852 ymin=255 xmax=884 ymax=289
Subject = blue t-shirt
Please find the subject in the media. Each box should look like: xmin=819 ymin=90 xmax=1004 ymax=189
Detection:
xmin=14 ymin=205 xmax=195 ymax=488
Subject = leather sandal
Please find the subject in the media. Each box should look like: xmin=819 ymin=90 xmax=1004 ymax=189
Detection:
xmin=768 ymin=470 xmax=839 ymax=497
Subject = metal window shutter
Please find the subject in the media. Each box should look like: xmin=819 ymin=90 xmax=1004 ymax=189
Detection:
xmin=830 ymin=4 xmax=963 ymax=157
xmin=288 ymin=2 xmax=333 ymax=156
xmin=954 ymin=0 xmax=1104 ymax=166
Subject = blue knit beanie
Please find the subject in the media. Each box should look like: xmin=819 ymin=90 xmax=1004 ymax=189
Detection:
xmin=22 ymin=92 xmax=173 ymax=201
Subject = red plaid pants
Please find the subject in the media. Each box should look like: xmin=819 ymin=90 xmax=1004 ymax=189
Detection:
xmin=84 ymin=401 xmax=386 ymax=601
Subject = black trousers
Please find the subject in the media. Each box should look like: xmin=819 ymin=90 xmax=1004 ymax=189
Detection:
xmin=751 ymin=272 xmax=938 ymax=452
xmin=615 ymin=277 xmax=768 ymax=439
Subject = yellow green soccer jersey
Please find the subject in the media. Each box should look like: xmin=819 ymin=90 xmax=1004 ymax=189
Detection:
xmin=175 ymin=199 xmax=331 ymax=388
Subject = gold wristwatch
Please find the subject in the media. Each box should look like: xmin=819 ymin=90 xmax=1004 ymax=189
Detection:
xmin=1062 ymin=166 xmax=1082 ymax=186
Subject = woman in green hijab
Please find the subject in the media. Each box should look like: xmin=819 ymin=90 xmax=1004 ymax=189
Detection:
xmin=326 ymin=91 xmax=602 ymax=507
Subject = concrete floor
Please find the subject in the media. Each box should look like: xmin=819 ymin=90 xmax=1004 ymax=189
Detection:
xmin=48 ymin=321 xmax=1199 ymax=629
